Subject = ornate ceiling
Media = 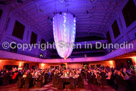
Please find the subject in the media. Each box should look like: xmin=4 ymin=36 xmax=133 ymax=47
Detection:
xmin=2 ymin=0 xmax=126 ymax=41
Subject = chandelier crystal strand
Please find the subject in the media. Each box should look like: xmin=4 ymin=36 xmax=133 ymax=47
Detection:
xmin=53 ymin=13 xmax=76 ymax=59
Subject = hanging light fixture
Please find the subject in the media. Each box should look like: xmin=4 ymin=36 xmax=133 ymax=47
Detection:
xmin=53 ymin=13 xmax=76 ymax=59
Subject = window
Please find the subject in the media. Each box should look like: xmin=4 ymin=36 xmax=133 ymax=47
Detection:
xmin=12 ymin=21 xmax=25 ymax=39
xmin=41 ymin=39 xmax=45 ymax=49
xmin=122 ymin=0 xmax=136 ymax=27
xmin=112 ymin=20 xmax=120 ymax=38
xmin=30 ymin=32 xmax=37 ymax=44
xmin=106 ymin=31 xmax=111 ymax=43
xmin=0 ymin=9 xmax=2 ymax=19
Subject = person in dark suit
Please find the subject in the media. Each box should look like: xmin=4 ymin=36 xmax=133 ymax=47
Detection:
xmin=35 ymin=74 xmax=43 ymax=88
xmin=128 ymin=71 xmax=136 ymax=91
xmin=100 ymin=69 xmax=108 ymax=86
xmin=87 ymin=71 xmax=91 ymax=83
xmin=115 ymin=70 xmax=129 ymax=91
xmin=44 ymin=72 xmax=49 ymax=84
xmin=111 ymin=70 xmax=118 ymax=90
xmin=17 ymin=75 xmax=24 ymax=88
xmin=24 ymin=71 xmax=32 ymax=88
xmin=81 ymin=67 xmax=85 ymax=79
xmin=3 ymin=70 xmax=10 ymax=85
xmin=92 ymin=72 xmax=97 ymax=85
xmin=77 ymin=73 xmax=84 ymax=88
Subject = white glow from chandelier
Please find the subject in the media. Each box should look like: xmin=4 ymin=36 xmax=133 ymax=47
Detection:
xmin=53 ymin=13 xmax=76 ymax=59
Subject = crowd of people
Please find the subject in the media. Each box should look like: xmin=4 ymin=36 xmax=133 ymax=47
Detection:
xmin=0 ymin=68 xmax=51 ymax=88
xmin=0 ymin=66 xmax=136 ymax=91
xmin=0 ymin=67 xmax=84 ymax=89
xmin=86 ymin=66 xmax=136 ymax=91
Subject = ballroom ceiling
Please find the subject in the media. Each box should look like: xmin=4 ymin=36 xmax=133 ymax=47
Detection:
xmin=0 ymin=0 xmax=126 ymax=41
xmin=0 ymin=0 xmax=128 ymax=58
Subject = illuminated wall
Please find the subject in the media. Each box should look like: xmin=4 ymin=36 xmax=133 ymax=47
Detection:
xmin=38 ymin=60 xmax=115 ymax=69
xmin=0 ymin=59 xmax=39 ymax=70
xmin=0 ymin=59 xmax=22 ymax=70
xmin=89 ymin=60 xmax=115 ymax=68
xmin=131 ymin=57 xmax=136 ymax=66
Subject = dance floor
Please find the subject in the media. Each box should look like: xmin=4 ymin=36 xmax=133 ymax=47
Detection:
xmin=0 ymin=80 xmax=115 ymax=91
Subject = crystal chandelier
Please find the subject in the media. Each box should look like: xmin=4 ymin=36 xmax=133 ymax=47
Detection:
xmin=53 ymin=13 xmax=76 ymax=59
